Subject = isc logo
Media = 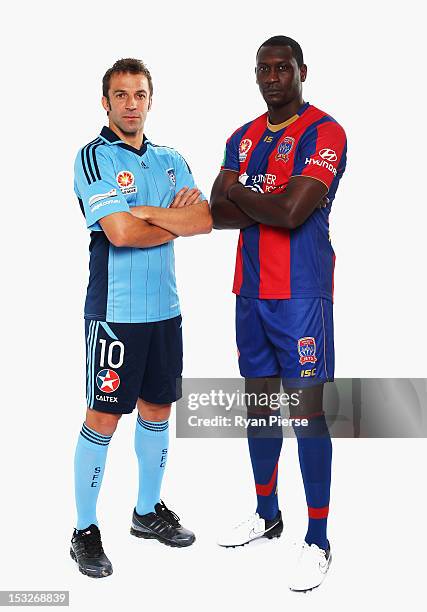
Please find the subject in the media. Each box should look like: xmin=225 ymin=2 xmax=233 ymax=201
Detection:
xmin=300 ymin=368 xmax=317 ymax=377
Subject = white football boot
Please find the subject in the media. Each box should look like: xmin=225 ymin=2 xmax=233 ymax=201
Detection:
xmin=288 ymin=541 xmax=332 ymax=592
xmin=217 ymin=511 xmax=283 ymax=547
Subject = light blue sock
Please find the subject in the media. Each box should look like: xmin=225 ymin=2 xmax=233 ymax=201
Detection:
xmin=74 ymin=423 xmax=112 ymax=530
xmin=135 ymin=415 xmax=169 ymax=515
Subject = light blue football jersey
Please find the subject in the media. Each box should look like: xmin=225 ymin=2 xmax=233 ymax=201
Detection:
xmin=74 ymin=126 xmax=204 ymax=323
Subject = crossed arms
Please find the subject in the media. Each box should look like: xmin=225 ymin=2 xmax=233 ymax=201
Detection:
xmin=100 ymin=188 xmax=212 ymax=248
xmin=99 ymin=168 xmax=325 ymax=247
xmin=210 ymin=170 xmax=328 ymax=230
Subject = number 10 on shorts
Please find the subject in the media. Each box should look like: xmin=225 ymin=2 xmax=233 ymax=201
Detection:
xmin=99 ymin=339 xmax=125 ymax=369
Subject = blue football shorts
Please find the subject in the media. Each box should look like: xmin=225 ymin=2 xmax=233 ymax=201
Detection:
xmin=236 ymin=296 xmax=334 ymax=388
xmin=85 ymin=316 xmax=183 ymax=414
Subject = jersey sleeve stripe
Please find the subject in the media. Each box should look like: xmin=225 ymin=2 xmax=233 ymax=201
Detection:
xmin=292 ymin=118 xmax=331 ymax=176
xmin=77 ymin=196 xmax=85 ymax=218
xmin=80 ymin=147 xmax=91 ymax=184
xmin=81 ymin=138 xmax=103 ymax=185
xmin=91 ymin=144 xmax=102 ymax=181
xmin=85 ymin=144 xmax=96 ymax=183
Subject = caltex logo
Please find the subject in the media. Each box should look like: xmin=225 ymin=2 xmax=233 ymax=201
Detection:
xmin=116 ymin=170 xmax=134 ymax=188
xmin=96 ymin=369 xmax=121 ymax=393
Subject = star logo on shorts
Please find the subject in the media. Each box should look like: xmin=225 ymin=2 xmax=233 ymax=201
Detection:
xmin=96 ymin=369 xmax=121 ymax=393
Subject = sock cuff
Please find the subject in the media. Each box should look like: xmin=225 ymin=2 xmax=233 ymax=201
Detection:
xmin=136 ymin=414 xmax=169 ymax=433
xmin=80 ymin=423 xmax=112 ymax=446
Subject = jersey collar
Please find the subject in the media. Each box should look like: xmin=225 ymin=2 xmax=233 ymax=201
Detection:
xmin=266 ymin=101 xmax=310 ymax=132
xmin=99 ymin=126 xmax=149 ymax=156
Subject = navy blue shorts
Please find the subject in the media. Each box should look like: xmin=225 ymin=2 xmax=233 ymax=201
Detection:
xmin=236 ymin=296 xmax=334 ymax=388
xmin=85 ymin=316 xmax=183 ymax=414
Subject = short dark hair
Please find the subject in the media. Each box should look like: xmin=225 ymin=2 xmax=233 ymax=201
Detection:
xmin=102 ymin=58 xmax=153 ymax=99
xmin=256 ymin=36 xmax=304 ymax=67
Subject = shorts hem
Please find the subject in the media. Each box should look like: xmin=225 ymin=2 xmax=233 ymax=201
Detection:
xmin=238 ymin=371 xmax=280 ymax=379
xmin=89 ymin=404 xmax=135 ymax=415
xmin=139 ymin=394 xmax=182 ymax=405
xmin=282 ymin=377 xmax=334 ymax=389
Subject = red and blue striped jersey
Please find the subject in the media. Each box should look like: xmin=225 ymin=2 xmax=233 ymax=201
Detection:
xmin=221 ymin=102 xmax=347 ymax=300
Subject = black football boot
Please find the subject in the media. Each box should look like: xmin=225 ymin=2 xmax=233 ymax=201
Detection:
xmin=130 ymin=500 xmax=195 ymax=548
xmin=70 ymin=524 xmax=113 ymax=578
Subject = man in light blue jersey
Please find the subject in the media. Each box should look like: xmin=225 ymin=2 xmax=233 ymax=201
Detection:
xmin=71 ymin=58 xmax=212 ymax=578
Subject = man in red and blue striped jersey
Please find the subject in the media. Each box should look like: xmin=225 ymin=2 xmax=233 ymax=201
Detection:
xmin=211 ymin=35 xmax=347 ymax=592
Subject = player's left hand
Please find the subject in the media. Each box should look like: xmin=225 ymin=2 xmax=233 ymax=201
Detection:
xmin=130 ymin=205 xmax=150 ymax=220
xmin=170 ymin=187 xmax=201 ymax=208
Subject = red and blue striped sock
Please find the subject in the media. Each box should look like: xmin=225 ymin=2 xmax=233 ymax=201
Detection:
xmin=293 ymin=414 xmax=331 ymax=550
xmin=248 ymin=419 xmax=283 ymax=521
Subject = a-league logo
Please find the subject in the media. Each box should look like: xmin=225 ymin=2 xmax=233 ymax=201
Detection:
xmin=297 ymin=337 xmax=318 ymax=365
xmin=96 ymin=369 xmax=121 ymax=393
xmin=116 ymin=170 xmax=137 ymax=195
xmin=239 ymin=138 xmax=252 ymax=162
xmin=116 ymin=170 xmax=134 ymax=187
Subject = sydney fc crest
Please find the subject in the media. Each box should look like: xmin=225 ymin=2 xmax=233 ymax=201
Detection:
xmin=167 ymin=168 xmax=176 ymax=186
xmin=275 ymin=136 xmax=295 ymax=163
xmin=298 ymin=337 xmax=317 ymax=365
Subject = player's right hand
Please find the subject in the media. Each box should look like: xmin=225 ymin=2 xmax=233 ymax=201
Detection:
xmin=170 ymin=187 xmax=201 ymax=208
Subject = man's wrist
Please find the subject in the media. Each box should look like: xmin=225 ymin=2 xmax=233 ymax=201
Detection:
xmin=142 ymin=207 xmax=152 ymax=223
xmin=131 ymin=205 xmax=151 ymax=221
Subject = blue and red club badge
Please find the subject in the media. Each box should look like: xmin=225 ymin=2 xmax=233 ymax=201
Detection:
xmin=275 ymin=136 xmax=295 ymax=163
xmin=298 ymin=337 xmax=318 ymax=365
xmin=96 ymin=369 xmax=121 ymax=393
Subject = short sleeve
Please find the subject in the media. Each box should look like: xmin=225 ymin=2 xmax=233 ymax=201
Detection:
xmin=173 ymin=152 xmax=207 ymax=201
xmin=74 ymin=145 xmax=130 ymax=230
xmin=220 ymin=129 xmax=240 ymax=172
xmin=293 ymin=120 xmax=347 ymax=189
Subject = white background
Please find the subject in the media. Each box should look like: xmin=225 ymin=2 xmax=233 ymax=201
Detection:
xmin=1 ymin=0 xmax=426 ymax=610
